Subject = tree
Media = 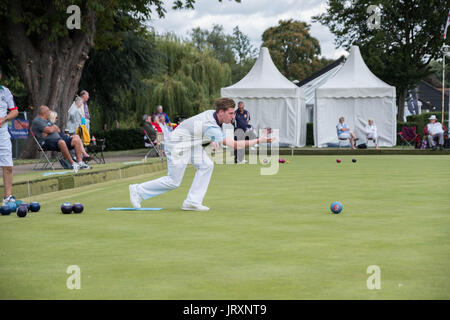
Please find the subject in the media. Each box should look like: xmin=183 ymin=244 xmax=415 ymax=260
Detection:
xmin=79 ymin=30 xmax=161 ymax=130
xmin=261 ymin=19 xmax=332 ymax=81
xmin=313 ymin=0 xmax=448 ymax=121
xmin=190 ymin=24 xmax=235 ymax=65
xmin=189 ymin=24 xmax=256 ymax=83
xmin=231 ymin=26 xmax=257 ymax=64
xmin=145 ymin=35 xmax=232 ymax=119
xmin=0 ymin=0 xmax=240 ymax=157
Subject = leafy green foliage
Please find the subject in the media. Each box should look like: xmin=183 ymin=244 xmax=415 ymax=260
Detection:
xmin=81 ymin=33 xmax=232 ymax=131
xmin=145 ymin=35 xmax=232 ymax=119
xmin=189 ymin=24 xmax=256 ymax=83
xmin=91 ymin=128 xmax=143 ymax=150
xmin=79 ymin=30 xmax=160 ymax=128
xmin=261 ymin=19 xmax=332 ymax=81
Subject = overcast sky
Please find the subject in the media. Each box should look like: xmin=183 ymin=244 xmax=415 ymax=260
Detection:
xmin=148 ymin=0 xmax=348 ymax=60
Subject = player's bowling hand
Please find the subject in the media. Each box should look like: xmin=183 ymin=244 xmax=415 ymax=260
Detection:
xmin=211 ymin=142 xmax=220 ymax=151
xmin=258 ymin=133 xmax=275 ymax=144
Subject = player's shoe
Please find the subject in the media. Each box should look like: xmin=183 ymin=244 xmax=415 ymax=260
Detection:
xmin=2 ymin=195 xmax=16 ymax=206
xmin=181 ymin=201 xmax=210 ymax=211
xmin=72 ymin=162 xmax=80 ymax=174
xmin=129 ymin=184 xmax=142 ymax=208
xmin=237 ymin=159 xmax=248 ymax=164
xmin=79 ymin=161 xmax=91 ymax=169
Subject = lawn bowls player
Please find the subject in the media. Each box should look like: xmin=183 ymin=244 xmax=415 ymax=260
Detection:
xmin=0 ymin=69 xmax=19 ymax=206
xmin=129 ymin=98 xmax=274 ymax=211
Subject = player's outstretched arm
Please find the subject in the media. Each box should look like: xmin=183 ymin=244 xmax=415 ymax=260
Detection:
xmin=222 ymin=133 xmax=274 ymax=150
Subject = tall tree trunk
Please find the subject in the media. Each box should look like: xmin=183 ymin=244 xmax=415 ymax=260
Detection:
xmin=5 ymin=1 xmax=96 ymax=158
xmin=396 ymin=87 xmax=408 ymax=122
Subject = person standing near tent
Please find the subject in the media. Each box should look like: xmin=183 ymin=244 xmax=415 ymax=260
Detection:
xmin=129 ymin=98 xmax=274 ymax=211
xmin=233 ymin=101 xmax=257 ymax=163
xmin=0 ymin=68 xmax=19 ymax=206
xmin=337 ymin=116 xmax=357 ymax=149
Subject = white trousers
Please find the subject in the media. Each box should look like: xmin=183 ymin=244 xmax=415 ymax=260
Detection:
xmin=136 ymin=147 xmax=214 ymax=205
xmin=367 ymin=133 xmax=378 ymax=143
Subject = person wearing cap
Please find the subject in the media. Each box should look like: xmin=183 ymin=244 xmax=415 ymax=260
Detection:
xmin=425 ymin=115 xmax=446 ymax=151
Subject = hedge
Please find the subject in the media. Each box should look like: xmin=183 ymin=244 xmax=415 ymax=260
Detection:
xmin=91 ymin=128 xmax=144 ymax=151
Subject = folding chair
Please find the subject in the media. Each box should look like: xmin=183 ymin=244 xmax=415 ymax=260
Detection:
xmin=30 ymin=128 xmax=63 ymax=170
xmin=143 ymin=128 xmax=163 ymax=161
xmin=87 ymin=138 xmax=106 ymax=164
xmin=397 ymin=126 xmax=419 ymax=148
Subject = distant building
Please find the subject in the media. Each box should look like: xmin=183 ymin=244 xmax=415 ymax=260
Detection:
xmin=416 ymin=81 xmax=449 ymax=113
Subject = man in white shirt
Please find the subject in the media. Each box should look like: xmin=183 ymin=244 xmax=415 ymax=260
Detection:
xmin=425 ymin=115 xmax=445 ymax=151
xmin=129 ymin=98 xmax=273 ymax=211
xmin=365 ymin=119 xmax=379 ymax=149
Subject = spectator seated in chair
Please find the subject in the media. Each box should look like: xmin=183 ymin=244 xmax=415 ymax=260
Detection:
xmin=337 ymin=116 xmax=358 ymax=149
xmin=31 ymin=105 xmax=90 ymax=173
xmin=365 ymin=119 xmax=379 ymax=149
xmin=49 ymin=110 xmax=91 ymax=162
xmin=424 ymin=115 xmax=446 ymax=151
xmin=143 ymin=114 xmax=158 ymax=147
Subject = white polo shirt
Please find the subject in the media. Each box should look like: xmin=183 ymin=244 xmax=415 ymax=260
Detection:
xmin=167 ymin=110 xmax=225 ymax=158
xmin=427 ymin=122 xmax=444 ymax=135
xmin=365 ymin=124 xmax=377 ymax=137
xmin=0 ymin=85 xmax=17 ymax=167
xmin=0 ymin=85 xmax=17 ymax=136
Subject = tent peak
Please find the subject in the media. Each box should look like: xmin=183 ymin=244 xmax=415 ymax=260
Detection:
xmin=223 ymin=46 xmax=298 ymax=90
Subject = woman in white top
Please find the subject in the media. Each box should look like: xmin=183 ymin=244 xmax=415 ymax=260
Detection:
xmin=66 ymin=96 xmax=85 ymax=135
xmin=365 ymin=119 xmax=379 ymax=149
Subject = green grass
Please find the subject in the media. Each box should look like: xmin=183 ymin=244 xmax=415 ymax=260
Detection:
xmin=0 ymin=155 xmax=449 ymax=299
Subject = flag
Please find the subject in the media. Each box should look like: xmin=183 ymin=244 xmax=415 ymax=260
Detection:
xmin=444 ymin=9 xmax=450 ymax=39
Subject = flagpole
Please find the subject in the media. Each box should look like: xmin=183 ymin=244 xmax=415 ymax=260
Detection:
xmin=443 ymin=48 xmax=445 ymax=124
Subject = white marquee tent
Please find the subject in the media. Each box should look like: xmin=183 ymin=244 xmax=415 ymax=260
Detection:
xmin=314 ymin=46 xmax=397 ymax=147
xmin=221 ymin=47 xmax=306 ymax=147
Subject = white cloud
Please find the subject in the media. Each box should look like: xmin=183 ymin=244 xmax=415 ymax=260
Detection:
xmin=148 ymin=0 xmax=348 ymax=59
